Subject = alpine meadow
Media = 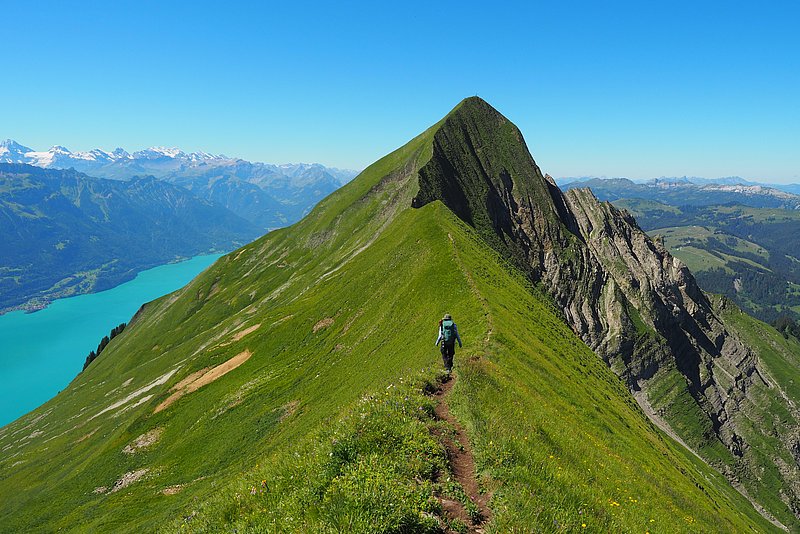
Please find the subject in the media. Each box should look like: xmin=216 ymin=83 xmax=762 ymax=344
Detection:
xmin=1 ymin=98 xmax=798 ymax=533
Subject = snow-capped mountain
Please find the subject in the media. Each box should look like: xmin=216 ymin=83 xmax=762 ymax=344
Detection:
xmin=130 ymin=146 xmax=226 ymax=162
xmin=0 ymin=139 xmax=357 ymax=183
xmin=1 ymin=140 xmax=134 ymax=169
xmin=0 ymin=139 xmax=33 ymax=163
xmin=0 ymin=139 xmax=227 ymax=172
xmin=0 ymin=139 xmax=361 ymax=229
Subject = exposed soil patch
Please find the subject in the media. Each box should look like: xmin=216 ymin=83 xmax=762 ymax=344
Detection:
xmin=161 ymin=484 xmax=184 ymax=495
xmin=154 ymin=350 xmax=253 ymax=413
xmin=313 ymin=317 xmax=334 ymax=333
xmin=123 ymin=427 xmax=163 ymax=454
xmin=172 ymin=367 xmax=211 ymax=391
xmin=232 ymin=323 xmax=261 ymax=341
xmin=220 ymin=323 xmax=261 ymax=347
xmin=74 ymin=427 xmax=99 ymax=444
xmin=109 ymin=468 xmax=149 ymax=493
xmin=431 ymin=375 xmax=491 ymax=533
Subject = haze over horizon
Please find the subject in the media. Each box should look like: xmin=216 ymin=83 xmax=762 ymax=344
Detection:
xmin=5 ymin=0 xmax=798 ymax=182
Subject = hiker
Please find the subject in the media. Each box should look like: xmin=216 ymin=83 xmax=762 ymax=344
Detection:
xmin=435 ymin=313 xmax=462 ymax=373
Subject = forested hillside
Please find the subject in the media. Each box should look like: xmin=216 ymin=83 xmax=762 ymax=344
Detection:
xmin=0 ymin=164 xmax=262 ymax=313
xmin=616 ymin=199 xmax=800 ymax=322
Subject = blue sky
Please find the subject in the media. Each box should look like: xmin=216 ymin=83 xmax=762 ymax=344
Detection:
xmin=4 ymin=0 xmax=799 ymax=182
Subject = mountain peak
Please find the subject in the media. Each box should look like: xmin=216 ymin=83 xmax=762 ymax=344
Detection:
xmin=411 ymin=95 xmax=560 ymax=236
xmin=440 ymin=96 xmax=509 ymax=130
xmin=407 ymin=98 xmax=797 ymax=524
xmin=452 ymin=95 xmax=493 ymax=112
xmin=1 ymin=139 xmax=26 ymax=149
xmin=450 ymin=95 xmax=498 ymax=113
xmin=138 ymin=146 xmax=185 ymax=158
xmin=0 ymin=139 xmax=33 ymax=161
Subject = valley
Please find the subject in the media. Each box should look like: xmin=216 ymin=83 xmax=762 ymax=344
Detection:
xmin=558 ymin=179 xmax=800 ymax=323
xmin=616 ymin=199 xmax=800 ymax=323
xmin=0 ymin=145 xmax=357 ymax=314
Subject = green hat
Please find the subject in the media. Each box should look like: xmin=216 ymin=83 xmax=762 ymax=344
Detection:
xmin=443 ymin=313 xmax=452 ymax=320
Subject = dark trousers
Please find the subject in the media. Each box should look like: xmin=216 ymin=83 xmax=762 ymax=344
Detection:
xmin=440 ymin=341 xmax=455 ymax=371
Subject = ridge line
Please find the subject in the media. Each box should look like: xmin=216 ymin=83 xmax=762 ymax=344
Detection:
xmin=447 ymin=232 xmax=493 ymax=345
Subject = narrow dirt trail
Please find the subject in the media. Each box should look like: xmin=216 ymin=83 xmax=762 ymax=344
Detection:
xmin=432 ymin=375 xmax=491 ymax=533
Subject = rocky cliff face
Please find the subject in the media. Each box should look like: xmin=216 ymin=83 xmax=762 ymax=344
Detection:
xmin=412 ymin=97 xmax=799 ymax=524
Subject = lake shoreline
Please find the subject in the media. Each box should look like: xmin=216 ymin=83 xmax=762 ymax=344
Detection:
xmin=0 ymin=250 xmax=232 ymax=317
xmin=0 ymin=253 xmax=224 ymax=427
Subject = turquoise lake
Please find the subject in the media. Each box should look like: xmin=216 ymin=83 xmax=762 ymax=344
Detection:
xmin=0 ymin=254 xmax=222 ymax=427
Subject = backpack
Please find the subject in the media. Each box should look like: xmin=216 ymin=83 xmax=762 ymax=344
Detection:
xmin=441 ymin=320 xmax=455 ymax=343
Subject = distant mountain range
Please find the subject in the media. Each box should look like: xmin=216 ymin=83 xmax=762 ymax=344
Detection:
xmin=560 ymin=176 xmax=800 ymax=210
xmin=559 ymin=175 xmax=800 ymax=196
xmin=0 ymin=139 xmax=356 ymax=183
xmin=0 ymin=163 xmax=263 ymax=314
xmin=559 ymin=176 xmax=800 ymax=323
xmin=0 ymin=140 xmax=360 ymax=313
xmin=0 ymin=139 xmax=360 ymax=229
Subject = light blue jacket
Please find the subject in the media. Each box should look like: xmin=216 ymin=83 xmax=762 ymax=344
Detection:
xmin=435 ymin=322 xmax=462 ymax=347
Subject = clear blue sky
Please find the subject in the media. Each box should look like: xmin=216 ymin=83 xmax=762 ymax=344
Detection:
xmin=4 ymin=0 xmax=799 ymax=182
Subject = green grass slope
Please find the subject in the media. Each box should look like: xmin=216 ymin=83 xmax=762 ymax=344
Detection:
xmin=713 ymin=296 xmax=800 ymax=523
xmin=157 ymin=204 xmax=773 ymax=533
xmin=0 ymin=98 xmax=778 ymax=532
xmin=651 ymin=225 xmax=769 ymax=274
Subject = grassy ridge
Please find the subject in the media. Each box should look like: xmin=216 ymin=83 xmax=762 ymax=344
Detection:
xmin=166 ymin=205 xmax=772 ymax=532
xmin=0 ymin=201 xmax=776 ymax=533
xmin=0 ymin=99 xmax=783 ymax=532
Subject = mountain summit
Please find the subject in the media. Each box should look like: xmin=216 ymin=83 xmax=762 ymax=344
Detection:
xmin=0 ymin=139 xmax=32 ymax=162
xmin=412 ymin=98 xmax=799 ymax=524
xmin=0 ymin=98 xmax=796 ymax=532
